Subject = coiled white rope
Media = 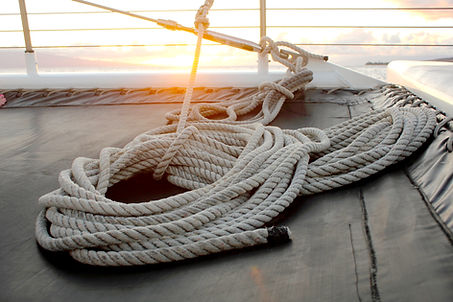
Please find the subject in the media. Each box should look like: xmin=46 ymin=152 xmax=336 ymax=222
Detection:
xmin=379 ymin=84 xmax=453 ymax=152
xmin=34 ymin=2 xmax=438 ymax=266
xmin=35 ymin=107 xmax=436 ymax=266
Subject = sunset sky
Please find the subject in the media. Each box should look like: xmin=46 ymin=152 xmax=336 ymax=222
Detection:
xmin=1 ymin=0 xmax=452 ymax=71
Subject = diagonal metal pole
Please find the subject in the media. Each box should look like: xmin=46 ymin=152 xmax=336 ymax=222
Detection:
xmin=72 ymin=0 xmax=262 ymax=52
xmin=71 ymin=0 xmax=312 ymax=65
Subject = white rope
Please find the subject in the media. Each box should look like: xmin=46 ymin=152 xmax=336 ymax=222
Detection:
xmin=34 ymin=2 xmax=438 ymax=266
xmin=165 ymin=38 xmax=316 ymax=126
xmin=176 ymin=0 xmax=213 ymax=133
xmin=379 ymin=84 xmax=453 ymax=152
xmin=35 ymin=107 xmax=436 ymax=266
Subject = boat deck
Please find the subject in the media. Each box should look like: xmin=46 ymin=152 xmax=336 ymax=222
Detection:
xmin=1 ymin=88 xmax=452 ymax=302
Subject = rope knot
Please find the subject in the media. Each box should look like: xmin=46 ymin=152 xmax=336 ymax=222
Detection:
xmin=194 ymin=16 xmax=210 ymax=29
xmin=153 ymin=126 xmax=198 ymax=180
xmin=194 ymin=1 xmax=213 ymax=29
xmin=259 ymin=82 xmax=295 ymax=100
xmin=259 ymin=36 xmax=326 ymax=73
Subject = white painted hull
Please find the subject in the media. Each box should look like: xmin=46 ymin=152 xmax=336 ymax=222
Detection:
xmin=0 ymin=58 xmax=384 ymax=90
xmin=387 ymin=60 xmax=453 ymax=116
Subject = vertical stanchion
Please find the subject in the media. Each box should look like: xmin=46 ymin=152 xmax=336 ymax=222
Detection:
xmin=258 ymin=0 xmax=268 ymax=75
xmin=18 ymin=0 xmax=38 ymax=75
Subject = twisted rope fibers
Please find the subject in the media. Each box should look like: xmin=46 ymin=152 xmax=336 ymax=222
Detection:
xmin=379 ymin=84 xmax=453 ymax=152
xmin=165 ymin=36 xmax=317 ymax=126
xmin=35 ymin=107 xmax=436 ymax=266
xmin=165 ymin=67 xmax=313 ymax=126
xmin=34 ymin=1 xmax=437 ymax=266
xmin=176 ymin=0 xmax=213 ymax=134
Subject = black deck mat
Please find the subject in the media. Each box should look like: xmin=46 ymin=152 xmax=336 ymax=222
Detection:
xmin=1 ymin=89 xmax=452 ymax=302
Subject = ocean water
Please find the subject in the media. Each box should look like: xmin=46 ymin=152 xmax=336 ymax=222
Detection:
xmin=348 ymin=65 xmax=387 ymax=82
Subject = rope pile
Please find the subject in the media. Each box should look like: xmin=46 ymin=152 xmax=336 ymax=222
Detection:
xmin=379 ymin=84 xmax=453 ymax=152
xmin=35 ymin=1 xmax=437 ymax=266
xmin=35 ymin=107 xmax=436 ymax=266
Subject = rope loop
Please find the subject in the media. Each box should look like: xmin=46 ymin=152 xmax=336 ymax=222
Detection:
xmin=259 ymin=82 xmax=295 ymax=100
xmin=378 ymin=84 xmax=453 ymax=152
xmin=259 ymin=36 xmax=326 ymax=73
xmin=153 ymin=125 xmax=198 ymax=180
xmin=33 ymin=1 xmax=440 ymax=266
xmin=434 ymin=116 xmax=453 ymax=137
xmin=434 ymin=116 xmax=453 ymax=152
xmin=35 ymin=108 xmax=436 ymax=265
xmin=164 ymin=67 xmax=313 ymax=126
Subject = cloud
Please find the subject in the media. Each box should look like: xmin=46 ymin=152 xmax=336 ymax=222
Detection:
xmin=334 ymin=29 xmax=375 ymax=43
xmin=304 ymin=26 xmax=453 ymax=65
xmin=387 ymin=0 xmax=453 ymax=20
xmin=383 ymin=33 xmax=401 ymax=43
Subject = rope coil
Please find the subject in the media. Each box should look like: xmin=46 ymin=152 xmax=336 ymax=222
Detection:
xmin=35 ymin=107 xmax=436 ymax=266
xmin=379 ymin=84 xmax=453 ymax=151
xmin=34 ymin=1 xmax=439 ymax=266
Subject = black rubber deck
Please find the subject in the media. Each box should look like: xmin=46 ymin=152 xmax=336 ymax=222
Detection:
xmin=1 ymin=89 xmax=452 ymax=302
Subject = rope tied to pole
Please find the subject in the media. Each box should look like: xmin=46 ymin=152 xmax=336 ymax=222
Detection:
xmin=259 ymin=36 xmax=326 ymax=72
xmin=165 ymin=67 xmax=313 ymax=126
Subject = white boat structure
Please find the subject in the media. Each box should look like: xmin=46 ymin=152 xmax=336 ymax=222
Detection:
xmin=1 ymin=1 xmax=452 ymax=302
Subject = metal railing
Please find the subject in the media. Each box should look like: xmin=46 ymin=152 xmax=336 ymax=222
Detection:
xmin=2 ymin=1 xmax=453 ymax=74
xmin=3 ymin=6 xmax=453 ymax=15
xmin=6 ymin=3 xmax=453 ymax=47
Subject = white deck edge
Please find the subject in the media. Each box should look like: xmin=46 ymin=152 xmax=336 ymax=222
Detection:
xmin=387 ymin=60 xmax=453 ymax=116
xmin=0 ymin=58 xmax=384 ymax=90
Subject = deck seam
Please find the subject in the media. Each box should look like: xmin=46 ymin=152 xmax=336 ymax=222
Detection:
xmin=359 ymin=188 xmax=381 ymax=302
xmin=348 ymin=223 xmax=363 ymax=302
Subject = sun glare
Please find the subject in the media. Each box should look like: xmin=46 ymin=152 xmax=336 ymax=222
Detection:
xmin=142 ymin=55 xmax=194 ymax=70
xmin=1 ymin=0 xmax=452 ymax=70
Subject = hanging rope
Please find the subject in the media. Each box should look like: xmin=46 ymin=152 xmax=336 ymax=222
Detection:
xmin=34 ymin=1 xmax=438 ymax=266
xmin=176 ymin=0 xmax=214 ymax=133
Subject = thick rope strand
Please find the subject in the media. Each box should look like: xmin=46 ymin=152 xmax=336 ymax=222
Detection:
xmin=35 ymin=107 xmax=436 ymax=265
xmin=34 ymin=1 xmax=438 ymax=266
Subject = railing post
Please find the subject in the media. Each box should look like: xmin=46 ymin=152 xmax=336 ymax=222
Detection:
xmin=258 ymin=0 xmax=268 ymax=75
xmin=18 ymin=0 xmax=38 ymax=75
